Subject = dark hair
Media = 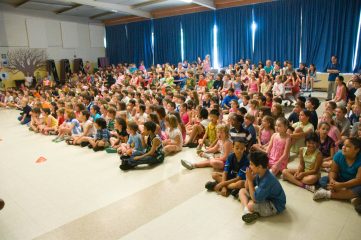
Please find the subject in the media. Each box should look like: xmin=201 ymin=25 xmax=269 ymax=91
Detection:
xmin=234 ymin=114 xmax=244 ymax=125
xmin=144 ymin=121 xmax=156 ymax=133
xmin=32 ymin=107 xmax=41 ymax=114
xmin=301 ymin=109 xmax=311 ymax=118
xmin=139 ymin=104 xmax=146 ymax=113
xmin=115 ymin=117 xmax=127 ymax=131
xmin=91 ymin=105 xmax=100 ymax=114
xmin=337 ymin=106 xmax=347 ymax=114
xmin=210 ymin=109 xmax=220 ymax=117
xmin=346 ymin=137 xmax=361 ymax=151
xmin=156 ymin=106 xmax=166 ymax=119
xmin=337 ymin=75 xmax=344 ymax=82
xmin=248 ymin=151 xmax=268 ymax=169
xmin=327 ymin=101 xmax=337 ymax=110
xmin=168 ymin=101 xmax=176 ymax=109
xmin=42 ymin=108 xmax=51 ymax=115
xmin=307 ymin=97 xmax=320 ymax=110
xmin=305 ymin=132 xmax=320 ymax=144
xmin=200 ymin=107 xmax=209 ymax=119
xmin=81 ymin=110 xmax=90 ymax=119
xmin=95 ymin=117 xmax=107 ymax=129
xmin=233 ymin=138 xmax=247 ymax=146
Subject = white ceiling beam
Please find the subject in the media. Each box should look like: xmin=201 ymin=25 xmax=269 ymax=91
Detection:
xmin=183 ymin=0 xmax=216 ymax=10
xmin=60 ymin=0 xmax=152 ymax=18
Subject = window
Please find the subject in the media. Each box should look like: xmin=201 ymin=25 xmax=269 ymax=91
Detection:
xmin=251 ymin=9 xmax=257 ymax=54
xmin=181 ymin=24 xmax=185 ymax=62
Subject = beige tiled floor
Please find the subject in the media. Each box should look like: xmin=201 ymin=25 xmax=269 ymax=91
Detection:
xmin=0 ymin=92 xmax=360 ymax=240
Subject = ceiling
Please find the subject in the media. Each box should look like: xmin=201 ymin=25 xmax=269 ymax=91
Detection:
xmin=0 ymin=0 xmax=273 ymax=23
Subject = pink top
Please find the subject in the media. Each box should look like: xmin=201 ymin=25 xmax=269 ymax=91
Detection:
xmin=181 ymin=112 xmax=189 ymax=125
xmin=203 ymin=60 xmax=211 ymax=73
xmin=260 ymin=129 xmax=272 ymax=145
xmin=268 ymin=133 xmax=290 ymax=169
xmin=328 ymin=125 xmax=340 ymax=145
xmin=335 ymin=85 xmax=346 ymax=102
xmin=249 ymin=81 xmax=258 ymax=93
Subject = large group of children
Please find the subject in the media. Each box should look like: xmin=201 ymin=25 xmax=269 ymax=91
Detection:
xmin=1 ymin=56 xmax=361 ymax=223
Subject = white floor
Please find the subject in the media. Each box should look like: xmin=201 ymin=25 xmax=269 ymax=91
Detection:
xmin=0 ymin=103 xmax=360 ymax=240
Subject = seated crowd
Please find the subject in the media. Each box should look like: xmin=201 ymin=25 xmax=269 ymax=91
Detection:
xmin=1 ymin=57 xmax=361 ymax=222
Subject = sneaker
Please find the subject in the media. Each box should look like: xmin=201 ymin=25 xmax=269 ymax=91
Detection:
xmin=181 ymin=159 xmax=194 ymax=170
xmin=54 ymin=137 xmax=64 ymax=143
xmin=52 ymin=137 xmax=59 ymax=142
xmin=304 ymin=185 xmax=316 ymax=193
xmin=242 ymin=212 xmax=260 ymax=223
xmin=205 ymin=181 xmax=217 ymax=191
xmin=186 ymin=142 xmax=198 ymax=148
xmin=105 ymin=147 xmax=117 ymax=153
xmin=80 ymin=142 xmax=89 ymax=147
xmin=119 ymin=163 xmax=134 ymax=171
xmin=313 ymin=188 xmax=329 ymax=201
xmin=351 ymin=197 xmax=361 ymax=207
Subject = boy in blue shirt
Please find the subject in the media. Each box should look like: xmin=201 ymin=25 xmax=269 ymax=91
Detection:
xmin=239 ymin=151 xmax=286 ymax=223
xmin=221 ymin=88 xmax=238 ymax=113
xmin=243 ymin=114 xmax=257 ymax=146
xmin=205 ymin=139 xmax=249 ymax=197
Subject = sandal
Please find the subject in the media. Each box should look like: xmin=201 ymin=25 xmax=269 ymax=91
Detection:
xmin=242 ymin=212 xmax=260 ymax=223
xmin=66 ymin=138 xmax=74 ymax=145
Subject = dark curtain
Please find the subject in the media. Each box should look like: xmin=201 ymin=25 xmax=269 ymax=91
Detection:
xmin=153 ymin=16 xmax=182 ymax=65
xmin=180 ymin=10 xmax=215 ymax=63
xmin=253 ymin=0 xmax=302 ymax=66
xmin=127 ymin=20 xmax=153 ymax=67
xmin=302 ymin=0 xmax=361 ymax=72
xmin=216 ymin=5 xmax=253 ymax=67
xmin=105 ymin=24 xmax=128 ymax=65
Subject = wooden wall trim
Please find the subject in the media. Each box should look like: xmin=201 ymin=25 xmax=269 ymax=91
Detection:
xmin=103 ymin=0 xmax=274 ymax=26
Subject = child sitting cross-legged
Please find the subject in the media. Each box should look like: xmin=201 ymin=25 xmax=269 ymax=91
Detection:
xmin=38 ymin=108 xmax=58 ymax=135
xmin=87 ymin=118 xmax=111 ymax=152
xmin=239 ymin=151 xmax=286 ymax=223
xmin=117 ymin=121 xmax=144 ymax=157
xmin=68 ymin=110 xmax=94 ymax=145
xmin=105 ymin=117 xmax=128 ymax=153
xmin=53 ymin=109 xmax=81 ymax=143
xmin=282 ymin=132 xmax=323 ymax=192
xmin=163 ymin=114 xmax=183 ymax=156
xmin=119 ymin=121 xmax=164 ymax=170
xmin=181 ymin=124 xmax=232 ymax=171
xmin=204 ymin=139 xmax=249 ymax=197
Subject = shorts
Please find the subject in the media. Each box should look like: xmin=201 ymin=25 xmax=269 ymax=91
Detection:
xmin=253 ymin=201 xmax=278 ymax=217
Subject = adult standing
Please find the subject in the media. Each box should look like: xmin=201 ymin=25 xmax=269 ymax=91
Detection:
xmin=326 ymin=55 xmax=341 ymax=100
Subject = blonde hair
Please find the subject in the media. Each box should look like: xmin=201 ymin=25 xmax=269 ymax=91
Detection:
xmin=216 ymin=124 xmax=230 ymax=138
xmin=165 ymin=114 xmax=178 ymax=129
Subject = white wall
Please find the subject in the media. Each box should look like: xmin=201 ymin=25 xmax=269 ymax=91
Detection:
xmin=0 ymin=4 xmax=105 ymax=63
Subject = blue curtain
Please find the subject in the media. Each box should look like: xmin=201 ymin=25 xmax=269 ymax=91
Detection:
xmin=127 ymin=20 xmax=153 ymax=67
xmin=153 ymin=16 xmax=182 ymax=65
xmin=180 ymin=11 xmax=215 ymax=63
xmin=301 ymin=0 xmax=361 ymax=72
xmin=105 ymin=24 xmax=129 ymax=65
xmin=253 ymin=0 xmax=302 ymax=66
xmin=216 ymin=5 xmax=253 ymax=67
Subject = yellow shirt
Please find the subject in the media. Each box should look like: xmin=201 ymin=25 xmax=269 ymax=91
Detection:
xmin=207 ymin=122 xmax=217 ymax=144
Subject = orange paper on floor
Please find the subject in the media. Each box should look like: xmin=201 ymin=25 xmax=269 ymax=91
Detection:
xmin=36 ymin=156 xmax=47 ymax=163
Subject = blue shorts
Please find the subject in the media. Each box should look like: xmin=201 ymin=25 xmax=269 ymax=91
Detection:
xmin=319 ymin=176 xmax=361 ymax=197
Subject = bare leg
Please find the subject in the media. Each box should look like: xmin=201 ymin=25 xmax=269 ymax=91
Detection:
xmin=331 ymin=190 xmax=357 ymax=200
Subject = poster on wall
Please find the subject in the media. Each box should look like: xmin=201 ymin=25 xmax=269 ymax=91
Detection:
xmin=1 ymin=54 xmax=8 ymax=67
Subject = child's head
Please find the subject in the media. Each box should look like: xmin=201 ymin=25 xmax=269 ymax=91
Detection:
xmin=306 ymin=97 xmax=320 ymax=110
xmin=233 ymin=139 xmax=246 ymax=157
xmin=143 ymin=121 xmax=157 ymax=134
xmin=199 ymin=107 xmax=208 ymax=120
xmin=32 ymin=107 xmax=41 ymax=117
xmin=65 ymin=109 xmax=75 ymax=120
xmin=230 ymin=99 xmax=239 ymax=109
xmin=299 ymin=110 xmax=311 ymax=123
xmin=165 ymin=114 xmax=178 ymax=129
xmin=216 ymin=124 xmax=230 ymax=139
xmin=262 ymin=115 xmax=275 ymax=130
xmin=318 ymin=122 xmax=330 ymax=137
xmin=95 ymin=117 xmax=107 ymax=130
xmin=107 ymin=107 xmax=116 ymax=119
xmin=271 ymin=103 xmax=283 ymax=117
xmin=275 ymin=117 xmax=289 ymax=134
xmin=126 ymin=120 xmax=138 ymax=134
xmin=209 ymin=109 xmax=220 ymax=124
xmin=342 ymin=137 xmax=361 ymax=158
xmin=114 ymin=117 xmax=126 ymax=131
xmin=249 ymin=99 xmax=259 ymax=109
xmin=325 ymin=101 xmax=337 ymax=114
xmin=305 ymin=132 xmax=320 ymax=150
xmin=80 ymin=110 xmax=90 ymax=122
xmin=42 ymin=108 xmax=51 ymax=116
xmin=248 ymin=151 xmax=269 ymax=173
xmin=293 ymin=101 xmax=305 ymax=113
xmin=335 ymin=106 xmax=347 ymax=119
xmin=244 ymin=113 xmax=255 ymax=126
